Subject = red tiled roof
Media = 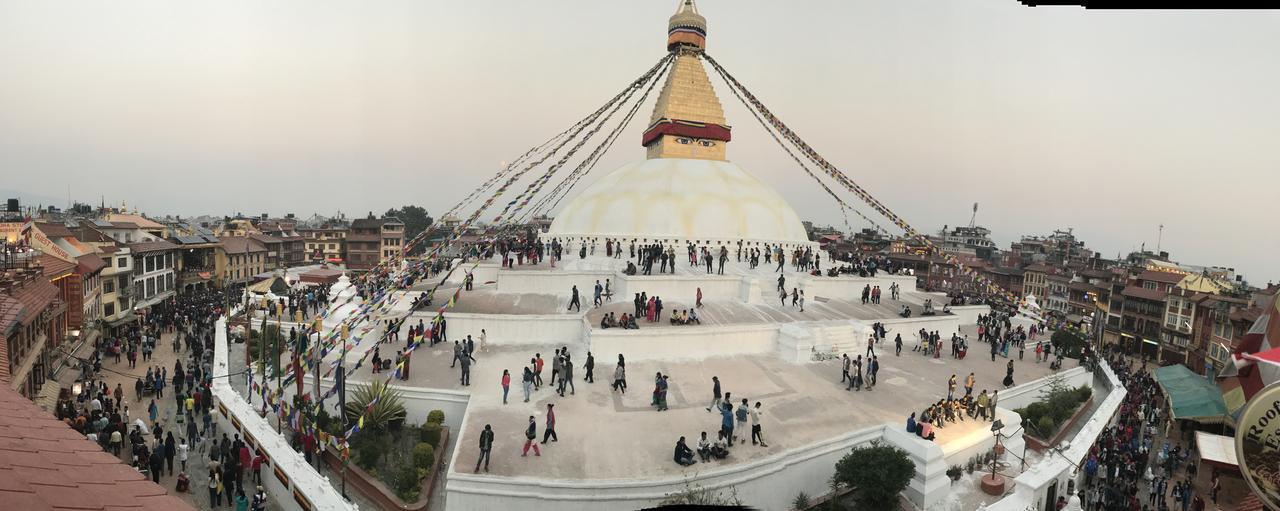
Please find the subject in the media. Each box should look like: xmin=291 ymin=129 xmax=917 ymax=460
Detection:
xmin=1024 ymin=263 xmax=1056 ymax=274
xmin=75 ymin=254 xmax=106 ymax=275
xmin=38 ymin=255 xmax=77 ymax=280
xmin=1137 ymin=269 xmax=1185 ymax=284
xmin=219 ymin=236 xmax=267 ymax=254
xmin=0 ymin=385 xmax=195 ymax=511
xmin=1121 ymin=285 xmax=1167 ymax=302
xmin=33 ymin=222 xmax=75 ymax=239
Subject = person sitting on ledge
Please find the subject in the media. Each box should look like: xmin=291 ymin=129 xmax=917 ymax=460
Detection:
xmin=900 ymin=305 xmax=913 ymax=318
xmin=918 ymin=418 xmax=936 ymax=441
xmin=601 ymin=314 xmax=611 ymax=330
xmin=942 ymin=304 xmax=951 ymax=314
xmin=687 ymin=308 xmax=701 ymax=325
xmin=674 ymin=436 xmax=696 ymax=466
xmin=624 ymin=261 xmax=638 ymax=276
xmin=670 ymin=309 xmax=683 ymax=325
xmin=710 ymin=431 xmax=730 ymax=459
xmin=623 ymin=314 xmax=639 ymax=330
xmin=906 ymin=412 xmax=917 ymax=434
xmin=697 ymin=431 xmax=712 ymax=462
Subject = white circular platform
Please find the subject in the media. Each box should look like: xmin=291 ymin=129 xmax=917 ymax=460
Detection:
xmin=547 ymin=158 xmax=811 ymax=246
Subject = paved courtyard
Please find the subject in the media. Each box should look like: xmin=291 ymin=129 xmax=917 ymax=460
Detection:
xmin=354 ymin=334 xmax=1055 ymax=481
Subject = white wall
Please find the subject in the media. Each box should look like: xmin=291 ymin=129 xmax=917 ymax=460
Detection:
xmin=310 ymin=379 xmax=470 ymax=433
xmin=446 ymin=423 xmax=932 ymax=511
xmin=948 ymin=305 xmax=991 ymax=327
xmin=878 ymin=315 xmax=964 ymax=341
xmin=211 ymin=318 xmax=357 ymax=511
xmin=443 ymin=312 xmax=585 ymax=346
xmin=995 ymin=366 xmax=1092 ymax=412
xmin=984 ymin=362 xmax=1125 ymax=511
xmin=587 ymin=324 xmax=779 ymax=362
xmin=496 ymin=269 xmax=615 ymax=297
xmin=618 ymin=274 xmax=742 ymax=304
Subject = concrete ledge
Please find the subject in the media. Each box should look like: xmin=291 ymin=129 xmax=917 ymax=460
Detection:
xmin=587 ymin=323 xmax=780 ymax=361
xmin=212 ymin=317 xmax=357 ymax=511
xmin=442 ymin=312 xmax=585 ymax=347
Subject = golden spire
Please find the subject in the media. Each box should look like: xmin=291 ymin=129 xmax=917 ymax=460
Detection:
xmin=643 ymin=0 xmax=731 ymax=161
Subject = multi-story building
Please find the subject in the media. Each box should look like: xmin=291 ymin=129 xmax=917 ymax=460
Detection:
xmin=216 ymin=236 xmax=268 ymax=285
xmin=299 ymin=224 xmax=348 ymax=264
xmin=347 ymin=216 xmax=404 ymax=271
xmin=0 ymin=260 xmax=68 ymax=400
xmin=1159 ymin=273 xmax=1238 ymax=372
xmin=170 ymin=228 xmax=221 ymax=293
xmin=127 ymin=240 xmax=178 ymax=312
xmin=1116 ymin=269 xmax=1184 ymax=358
xmin=932 ymin=225 xmax=1000 ymax=262
xmin=69 ymin=224 xmax=135 ymax=329
xmin=1022 ymin=263 xmax=1052 ymax=304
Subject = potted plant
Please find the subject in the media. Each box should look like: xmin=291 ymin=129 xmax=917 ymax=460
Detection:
xmin=946 ymin=465 xmax=963 ymax=483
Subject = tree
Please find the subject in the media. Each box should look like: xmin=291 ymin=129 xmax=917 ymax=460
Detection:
xmin=1051 ymin=329 xmax=1086 ymax=358
xmin=832 ymin=441 xmax=915 ymax=511
xmin=384 ymin=205 xmax=434 ymax=254
xmin=658 ymin=480 xmax=743 ymax=506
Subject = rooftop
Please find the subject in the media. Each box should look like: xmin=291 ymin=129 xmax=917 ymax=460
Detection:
xmin=1121 ymin=285 xmax=1167 ymax=302
xmin=1137 ymin=269 xmax=1186 ymax=284
xmin=125 ymin=240 xmax=179 ymax=254
xmin=0 ymin=385 xmax=194 ymax=511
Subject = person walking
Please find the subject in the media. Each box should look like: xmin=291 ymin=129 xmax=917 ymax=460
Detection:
xmin=583 ymin=351 xmax=594 ymax=383
xmin=568 ymin=285 xmax=581 ymax=312
xmin=164 ymin=432 xmax=177 ymax=476
xmin=964 ymin=372 xmax=975 ymax=397
xmin=541 ymin=404 xmax=558 ymax=444
xmin=533 ymin=354 xmax=544 ymax=388
xmin=705 ymin=376 xmax=722 ymax=412
xmin=475 ymin=424 xmax=494 ymax=473
xmin=612 ymin=361 xmax=626 ymax=393
xmin=868 ymin=356 xmax=879 ymax=390
xmin=521 ymin=366 xmax=534 ymax=403
xmin=550 ymin=348 xmax=562 ymax=387
xmin=501 ymin=370 xmax=511 ymax=404
xmin=841 ymin=354 xmax=851 ymax=383
xmin=947 ymin=374 xmax=957 ymax=400
xmin=735 ymin=399 xmax=750 ymax=443
xmin=558 ymin=355 xmax=575 ymax=396
xmin=451 ymin=341 xmax=462 ymax=368
xmin=750 ymin=401 xmax=769 ymax=447
xmin=895 ymin=333 xmax=903 ymax=356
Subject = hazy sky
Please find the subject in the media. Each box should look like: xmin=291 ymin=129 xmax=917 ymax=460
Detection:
xmin=2 ymin=1 xmax=1277 ymax=284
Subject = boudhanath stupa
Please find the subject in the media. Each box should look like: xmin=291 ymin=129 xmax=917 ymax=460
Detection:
xmin=218 ymin=3 xmax=1089 ymax=511
xmin=545 ymin=1 xmax=811 ymax=249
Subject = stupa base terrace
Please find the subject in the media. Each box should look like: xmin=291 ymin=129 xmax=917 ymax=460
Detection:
xmin=432 ymin=254 xmax=988 ymax=362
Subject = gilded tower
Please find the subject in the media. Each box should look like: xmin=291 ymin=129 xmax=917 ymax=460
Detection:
xmin=642 ymin=0 xmax=732 ymax=161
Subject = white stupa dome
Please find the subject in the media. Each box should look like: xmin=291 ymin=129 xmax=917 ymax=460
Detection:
xmin=546 ymin=158 xmax=811 ymax=246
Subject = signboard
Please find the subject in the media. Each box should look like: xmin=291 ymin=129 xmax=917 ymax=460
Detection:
xmin=29 ymin=223 xmax=76 ymax=262
xmin=1236 ymin=382 xmax=1280 ymax=509
xmin=0 ymin=222 xmax=24 ymax=243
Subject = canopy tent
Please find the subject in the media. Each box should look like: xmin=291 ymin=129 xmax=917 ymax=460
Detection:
xmin=1154 ymin=364 xmax=1229 ymax=420
xmin=1194 ymin=431 xmax=1239 ymax=472
xmin=247 ymin=276 xmax=290 ymax=295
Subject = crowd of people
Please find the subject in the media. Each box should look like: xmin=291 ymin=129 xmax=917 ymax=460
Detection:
xmin=51 ymin=286 xmax=271 ymax=510
xmin=672 ymin=376 xmax=770 ymax=466
xmin=1078 ymin=348 xmax=1213 ymax=511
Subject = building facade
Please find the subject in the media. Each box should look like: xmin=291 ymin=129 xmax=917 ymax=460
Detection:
xmin=0 ymin=262 xmax=68 ymax=400
xmin=128 ymin=241 xmax=178 ymax=312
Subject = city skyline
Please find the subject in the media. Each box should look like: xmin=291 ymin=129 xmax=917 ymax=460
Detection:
xmin=3 ymin=0 xmax=1277 ymax=283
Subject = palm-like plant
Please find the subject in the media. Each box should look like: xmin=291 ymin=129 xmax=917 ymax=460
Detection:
xmin=344 ymin=380 xmax=407 ymax=432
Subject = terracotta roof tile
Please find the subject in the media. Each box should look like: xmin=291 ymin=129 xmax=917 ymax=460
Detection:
xmin=39 ymin=254 xmax=77 ymax=279
xmin=1137 ymin=269 xmax=1185 ymax=284
xmin=0 ymin=386 xmax=195 ymax=511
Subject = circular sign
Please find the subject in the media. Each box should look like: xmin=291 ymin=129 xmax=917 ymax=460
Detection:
xmin=1236 ymin=381 xmax=1280 ymax=509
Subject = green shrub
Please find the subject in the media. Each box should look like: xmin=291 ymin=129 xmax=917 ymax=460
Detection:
xmin=386 ymin=452 xmax=422 ymax=502
xmin=355 ymin=439 xmax=385 ymax=470
xmin=833 ymin=441 xmax=915 ymax=510
xmin=420 ymin=422 xmax=443 ymax=447
xmin=791 ymin=491 xmax=810 ymax=510
xmin=412 ymin=442 xmax=435 ymax=470
xmin=1037 ymin=416 xmax=1056 ymax=437
xmin=426 ymin=409 xmax=445 ymax=425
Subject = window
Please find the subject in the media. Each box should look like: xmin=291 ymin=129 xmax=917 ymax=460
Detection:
xmin=328 ymin=243 xmax=336 ymax=250
xmin=103 ymin=281 xmax=114 ymax=294
xmin=1213 ymin=318 xmax=1227 ymax=338
xmin=145 ymin=256 xmax=154 ymax=273
xmin=166 ymin=273 xmax=174 ymax=291
xmin=117 ymin=257 xmax=127 ymax=268
xmin=146 ymin=277 xmax=155 ymax=298
xmin=104 ymin=303 xmax=115 ymax=317
xmin=166 ymin=253 xmax=173 ymax=268
xmin=1143 ymin=282 xmax=1157 ymax=290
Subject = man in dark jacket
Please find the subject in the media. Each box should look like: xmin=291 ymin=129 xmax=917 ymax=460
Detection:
xmin=474 ymin=424 xmax=494 ymax=473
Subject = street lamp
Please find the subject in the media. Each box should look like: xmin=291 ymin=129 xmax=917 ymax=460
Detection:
xmin=981 ymin=419 xmax=1007 ymax=496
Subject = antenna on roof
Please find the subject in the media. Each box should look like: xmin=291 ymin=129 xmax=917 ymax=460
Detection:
xmin=968 ymin=202 xmax=979 ymax=229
